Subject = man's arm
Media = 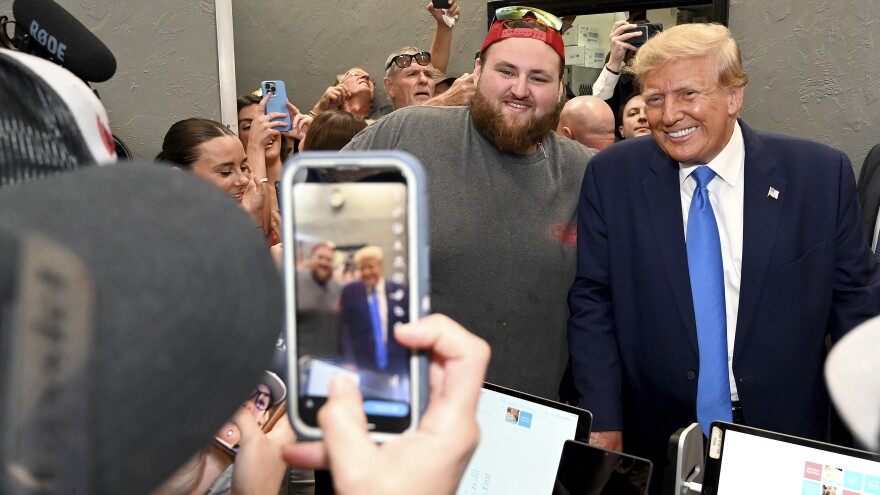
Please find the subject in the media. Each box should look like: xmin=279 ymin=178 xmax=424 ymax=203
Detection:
xmin=591 ymin=20 xmax=640 ymax=100
xmin=568 ymin=162 xmax=624 ymax=448
xmin=427 ymin=0 xmax=460 ymax=75
xmin=591 ymin=67 xmax=621 ymax=100
xmin=829 ymin=150 xmax=880 ymax=342
xmin=310 ymin=85 xmax=350 ymax=117
xmin=857 ymin=143 xmax=880 ymax=244
xmin=423 ymin=72 xmax=476 ymax=107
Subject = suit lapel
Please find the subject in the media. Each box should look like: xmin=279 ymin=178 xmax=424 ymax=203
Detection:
xmin=734 ymin=123 xmax=786 ymax=356
xmin=643 ymin=149 xmax=699 ymax=352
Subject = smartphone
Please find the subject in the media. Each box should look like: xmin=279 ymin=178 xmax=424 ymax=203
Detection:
xmin=213 ymin=425 xmax=240 ymax=456
xmin=432 ymin=0 xmax=451 ymax=9
xmin=626 ymin=23 xmax=663 ymax=46
xmin=260 ymin=80 xmax=292 ymax=132
xmin=281 ymin=151 xmax=430 ymax=441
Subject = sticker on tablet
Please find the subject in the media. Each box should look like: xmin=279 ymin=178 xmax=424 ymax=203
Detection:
xmin=709 ymin=425 xmax=724 ymax=459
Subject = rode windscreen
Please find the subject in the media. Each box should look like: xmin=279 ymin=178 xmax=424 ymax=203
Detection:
xmin=12 ymin=0 xmax=116 ymax=82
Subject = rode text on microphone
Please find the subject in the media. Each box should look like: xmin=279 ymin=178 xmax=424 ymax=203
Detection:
xmin=5 ymin=0 xmax=117 ymax=83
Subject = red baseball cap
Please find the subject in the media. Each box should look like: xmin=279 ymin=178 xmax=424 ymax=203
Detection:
xmin=480 ymin=19 xmax=566 ymax=61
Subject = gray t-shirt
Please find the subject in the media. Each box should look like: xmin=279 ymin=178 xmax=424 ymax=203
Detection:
xmin=344 ymin=105 xmax=593 ymax=398
xmin=295 ymin=268 xmax=342 ymax=361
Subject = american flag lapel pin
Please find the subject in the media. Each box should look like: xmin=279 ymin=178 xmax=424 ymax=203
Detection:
xmin=768 ymin=187 xmax=779 ymax=199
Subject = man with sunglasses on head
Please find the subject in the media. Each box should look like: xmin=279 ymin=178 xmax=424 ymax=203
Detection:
xmin=344 ymin=7 xmax=594 ymax=401
xmin=374 ymin=46 xmax=476 ymax=118
xmin=382 ymin=47 xmax=438 ymax=111
xmin=311 ymin=0 xmax=465 ymax=122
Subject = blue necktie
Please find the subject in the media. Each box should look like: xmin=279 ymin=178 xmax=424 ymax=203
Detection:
xmin=368 ymin=289 xmax=388 ymax=370
xmin=687 ymin=166 xmax=733 ymax=435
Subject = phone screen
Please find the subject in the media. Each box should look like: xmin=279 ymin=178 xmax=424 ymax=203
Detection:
xmin=290 ymin=170 xmax=414 ymax=434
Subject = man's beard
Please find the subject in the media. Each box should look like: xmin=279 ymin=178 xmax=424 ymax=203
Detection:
xmin=312 ymin=267 xmax=332 ymax=285
xmin=469 ymin=87 xmax=560 ymax=155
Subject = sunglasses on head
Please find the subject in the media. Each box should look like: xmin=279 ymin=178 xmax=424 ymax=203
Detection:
xmin=386 ymin=51 xmax=432 ymax=71
xmin=493 ymin=5 xmax=563 ymax=32
xmin=341 ymin=70 xmax=374 ymax=84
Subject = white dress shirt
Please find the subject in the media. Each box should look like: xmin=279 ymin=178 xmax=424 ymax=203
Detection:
xmin=679 ymin=121 xmax=745 ymax=400
xmin=872 ymin=209 xmax=880 ymax=252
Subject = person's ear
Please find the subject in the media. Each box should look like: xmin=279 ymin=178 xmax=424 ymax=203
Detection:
xmin=618 ymin=125 xmax=625 ymax=137
xmin=562 ymin=127 xmax=573 ymax=139
xmin=383 ymin=76 xmax=395 ymax=98
xmin=473 ymin=58 xmax=483 ymax=83
xmin=727 ymin=86 xmax=745 ymax=117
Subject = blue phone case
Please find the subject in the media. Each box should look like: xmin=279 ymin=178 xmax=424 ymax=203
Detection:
xmin=260 ymin=80 xmax=292 ymax=132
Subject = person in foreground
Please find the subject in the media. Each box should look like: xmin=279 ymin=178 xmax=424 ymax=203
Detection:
xmin=567 ymin=22 xmax=880 ymax=488
xmin=224 ymin=314 xmax=491 ymax=495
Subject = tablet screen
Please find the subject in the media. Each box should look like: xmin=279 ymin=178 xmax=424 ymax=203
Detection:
xmin=456 ymin=384 xmax=591 ymax=495
xmin=705 ymin=424 xmax=880 ymax=495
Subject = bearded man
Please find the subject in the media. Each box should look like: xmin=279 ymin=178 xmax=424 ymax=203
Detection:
xmin=344 ymin=11 xmax=594 ymax=399
xmin=295 ymin=242 xmax=343 ymax=360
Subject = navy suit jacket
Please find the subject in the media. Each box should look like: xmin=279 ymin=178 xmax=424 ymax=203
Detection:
xmin=858 ymin=143 xmax=880 ymax=244
xmin=568 ymin=121 xmax=880 ymax=461
xmin=339 ymin=279 xmax=409 ymax=374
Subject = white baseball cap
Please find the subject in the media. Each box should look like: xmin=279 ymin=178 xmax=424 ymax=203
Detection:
xmin=0 ymin=48 xmax=116 ymax=187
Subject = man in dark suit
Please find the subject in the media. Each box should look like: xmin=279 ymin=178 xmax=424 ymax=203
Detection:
xmin=858 ymin=143 xmax=880 ymax=252
xmin=568 ymin=23 xmax=880 ymax=485
xmin=339 ymin=245 xmax=409 ymax=395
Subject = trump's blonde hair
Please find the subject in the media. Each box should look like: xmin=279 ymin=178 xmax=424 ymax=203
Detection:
xmin=629 ymin=23 xmax=748 ymax=92
xmin=354 ymin=245 xmax=384 ymax=264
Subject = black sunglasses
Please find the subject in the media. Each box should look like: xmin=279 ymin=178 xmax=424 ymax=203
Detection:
xmin=386 ymin=51 xmax=431 ymax=71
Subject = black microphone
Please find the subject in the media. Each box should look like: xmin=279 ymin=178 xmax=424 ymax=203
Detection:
xmin=12 ymin=0 xmax=116 ymax=82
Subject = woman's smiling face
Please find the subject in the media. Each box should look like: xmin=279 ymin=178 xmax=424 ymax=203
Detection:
xmin=189 ymin=135 xmax=250 ymax=203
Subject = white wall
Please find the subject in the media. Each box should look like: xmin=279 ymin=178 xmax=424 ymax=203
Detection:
xmin=731 ymin=0 xmax=880 ymax=170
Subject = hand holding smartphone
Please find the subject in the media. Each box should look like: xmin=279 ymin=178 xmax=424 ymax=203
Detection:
xmin=260 ymin=80 xmax=292 ymax=132
xmin=625 ymin=23 xmax=663 ymax=46
xmin=280 ymin=151 xmax=430 ymax=442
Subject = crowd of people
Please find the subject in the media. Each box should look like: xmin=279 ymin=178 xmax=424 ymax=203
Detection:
xmin=2 ymin=2 xmax=880 ymax=495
